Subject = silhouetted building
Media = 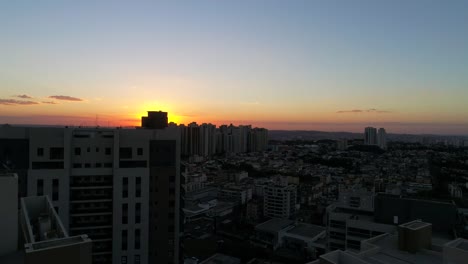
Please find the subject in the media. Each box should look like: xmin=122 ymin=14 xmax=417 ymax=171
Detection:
xmin=263 ymin=177 xmax=297 ymax=219
xmin=141 ymin=111 xmax=168 ymax=129
xmin=377 ymin=128 xmax=387 ymax=149
xmin=364 ymin=127 xmax=377 ymax=145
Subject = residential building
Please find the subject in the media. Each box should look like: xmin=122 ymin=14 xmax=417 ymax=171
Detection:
xmin=219 ymin=184 xmax=252 ymax=205
xmin=263 ymin=178 xmax=298 ymax=219
xmin=0 ymin=122 xmax=181 ymax=264
xmin=253 ymin=218 xmax=326 ymax=258
xmin=364 ymin=127 xmax=377 ymax=145
xmin=310 ymin=220 xmax=468 ymax=264
xmin=377 ymin=128 xmax=387 ymax=149
xmin=326 ymin=188 xmax=395 ymax=251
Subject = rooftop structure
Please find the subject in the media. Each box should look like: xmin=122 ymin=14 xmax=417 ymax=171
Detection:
xmin=20 ymin=196 xmax=92 ymax=264
xmin=200 ymin=253 xmax=241 ymax=264
xmin=254 ymin=218 xmax=326 ymax=255
xmin=311 ymin=220 xmax=468 ymax=264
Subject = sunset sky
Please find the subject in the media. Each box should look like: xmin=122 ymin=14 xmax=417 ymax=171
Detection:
xmin=1 ymin=0 xmax=467 ymax=134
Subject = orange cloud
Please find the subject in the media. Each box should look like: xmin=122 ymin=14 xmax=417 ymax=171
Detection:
xmin=0 ymin=99 xmax=39 ymax=105
xmin=49 ymin=95 xmax=83 ymax=101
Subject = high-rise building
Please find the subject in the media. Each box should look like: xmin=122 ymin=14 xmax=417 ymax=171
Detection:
xmin=377 ymin=128 xmax=387 ymax=149
xmin=180 ymin=123 xmax=268 ymax=157
xmin=141 ymin=111 xmax=168 ymax=129
xmin=364 ymin=127 xmax=377 ymax=145
xmin=0 ymin=124 xmax=181 ymax=264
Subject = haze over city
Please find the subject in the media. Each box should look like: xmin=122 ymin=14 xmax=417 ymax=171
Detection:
xmin=1 ymin=0 xmax=467 ymax=134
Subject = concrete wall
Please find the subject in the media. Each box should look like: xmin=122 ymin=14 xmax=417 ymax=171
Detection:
xmin=25 ymin=240 xmax=92 ymax=264
xmin=0 ymin=174 xmax=18 ymax=256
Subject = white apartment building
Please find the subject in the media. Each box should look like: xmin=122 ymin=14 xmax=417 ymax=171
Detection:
xmin=263 ymin=180 xmax=298 ymax=219
xmin=326 ymin=188 xmax=395 ymax=252
xmin=0 ymin=125 xmax=181 ymax=264
xmin=219 ymin=184 xmax=253 ymax=205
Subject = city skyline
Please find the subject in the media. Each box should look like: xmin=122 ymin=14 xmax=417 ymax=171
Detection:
xmin=1 ymin=1 xmax=468 ymax=135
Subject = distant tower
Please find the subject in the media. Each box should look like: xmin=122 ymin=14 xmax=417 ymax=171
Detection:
xmin=377 ymin=128 xmax=387 ymax=149
xmin=141 ymin=111 xmax=168 ymax=129
xmin=364 ymin=127 xmax=377 ymax=145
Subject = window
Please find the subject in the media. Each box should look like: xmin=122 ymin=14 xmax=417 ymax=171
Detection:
xmin=123 ymin=178 xmax=128 ymax=198
xmin=96 ymin=147 xmax=100 ymax=152
xmin=105 ymin=148 xmax=111 ymax=155
xmin=37 ymin=148 xmax=44 ymax=156
xmin=84 ymin=163 xmax=91 ymax=168
xmin=121 ymin=256 xmax=127 ymax=264
xmin=134 ymin=255 xmax=140 ymax=264
xmin=122 ymin=204 xmax=128 ymax=224
xmin=37 ymin=179 xmax=44 ymax=196
xmin=134 ymin=229 xmax=140 ymax=249
xmin=120 ymin=147 xmax=132 ymax=159
xmin=135 ymin=177 xmax=141 ymax=197
xmin=54 ymin=206 xmax=59 ymax=215
xmin=74 ymin=148 xmax=81 ymax=156
xmin=122 ymin=230 xmax=128 ymax=251
xmin=104 ymin=163 xmax=113 ymax=168
xmin=137 ymin=148 xmax=143 ymax=156
xmin=52 ymin=179 xmax=59 ymax=201
xmin=87 ymin=147 xmax=90 ymax=153
xmin=73 ymin=163 xmax=82 ymax=168
xmin=168 ymin=225 xmax=174 ymax=232
xmin=135 ymin=203 xmax=141 ymax=224
xmin=95 ymin=163 xmax=102 ymax=168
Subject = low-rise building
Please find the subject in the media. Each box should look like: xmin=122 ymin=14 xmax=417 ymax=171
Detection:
xmin=310 ymin=220 xmax=468 ymax=264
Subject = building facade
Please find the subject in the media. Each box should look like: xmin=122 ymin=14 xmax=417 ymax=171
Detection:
xmin=0 ymin=125 xmax=181 ymax=264
xmin=263 ymin=181 xmax=297 ymax=219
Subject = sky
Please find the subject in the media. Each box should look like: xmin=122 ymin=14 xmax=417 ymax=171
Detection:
xmin=1 ymin=0 xmax=467 ymax=134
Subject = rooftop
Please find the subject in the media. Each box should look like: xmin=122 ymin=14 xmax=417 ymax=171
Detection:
xmin=286 ymin=224 xmax=326 ymax=239
xmin=256 ymin=218 xmax=294 ymax=234
xmin=200 ymin=253 xmax=240 ymax=264
xmin=362 ymin=234 xmax=442 ymax=264
xmin=400 ymin=220 xmax=432 ymax=230
xmin=25 ymin=235 xmax=91 ymax=252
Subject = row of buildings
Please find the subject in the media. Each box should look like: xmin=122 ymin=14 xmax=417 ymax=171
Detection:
xmin=178 ymin=123 xmax=268 ymax=157
xmin=142 ymin=111 xmax=269 ymax=157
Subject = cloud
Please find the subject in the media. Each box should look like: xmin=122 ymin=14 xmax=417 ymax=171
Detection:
xmin=0 ymin=99 xmax=39 ymax=105
xmin=337 ymin=108 xmax=391 ymax=114
xmin=42 ymin=101 xmax=58 ymax=104
xmin=15 ymin=94 xmax=33 ymax=99
xmin=49 ymin=95 xmax=83 ymax=101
